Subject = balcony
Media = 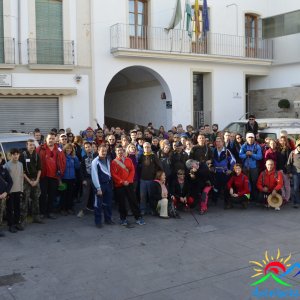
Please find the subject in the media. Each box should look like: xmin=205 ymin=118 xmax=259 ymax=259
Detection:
xmin=27 ymin=39 xmax=75 ymax=68
xmin=0 ymin=37 xmax=15 ymax=65
xmin=110 ymin=24 xmax=273 ymax=64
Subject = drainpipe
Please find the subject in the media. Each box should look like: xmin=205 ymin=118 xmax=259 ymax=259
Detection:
xmin=18 ymin=0 xmax=22 ymax=64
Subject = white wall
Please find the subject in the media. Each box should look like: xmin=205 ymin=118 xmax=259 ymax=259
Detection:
xmin=105 ymin=85 xmax=172 ymax=129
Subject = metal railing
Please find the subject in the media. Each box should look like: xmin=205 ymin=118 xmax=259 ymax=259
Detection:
xmin=193 ymin=111 xmax=204 ymax=129
xmin=27 ymin=39 xmax=75 ymax=65
xmin=111 ymin=23 xmax=273 ymax=60
xmin=0 ymin=37 xmax=15 ymax=64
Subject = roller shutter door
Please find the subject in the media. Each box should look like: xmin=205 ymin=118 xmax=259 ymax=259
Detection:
xmin=0 ymin=97 xmax=59 ymax=134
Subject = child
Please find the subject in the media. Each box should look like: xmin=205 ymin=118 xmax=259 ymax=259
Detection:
xmin=4 ymin=149 xmax=24 ymax=233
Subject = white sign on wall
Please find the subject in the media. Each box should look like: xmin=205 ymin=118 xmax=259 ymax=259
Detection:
xmin=0 ymin=74 xmax=12 ymax=87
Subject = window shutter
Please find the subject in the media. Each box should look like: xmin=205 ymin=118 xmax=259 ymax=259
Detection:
xmin=35 ymin=0 xmax=63 ymax=64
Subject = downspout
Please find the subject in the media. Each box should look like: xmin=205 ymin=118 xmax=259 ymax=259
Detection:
xmin=18 ymin=0 xmax=22 ymax=64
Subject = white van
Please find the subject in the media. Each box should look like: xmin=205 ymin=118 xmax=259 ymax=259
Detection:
xmin=223 ymin=118 xmax=300 ymax=140
xmin=0 ymin=133 xmax=38 ymax=162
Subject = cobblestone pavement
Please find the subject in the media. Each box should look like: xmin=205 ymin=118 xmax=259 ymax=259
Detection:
xmin=1 ymin=202 xmax=300 ymax=300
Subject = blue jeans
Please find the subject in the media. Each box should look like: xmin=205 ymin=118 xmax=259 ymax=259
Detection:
xmin=94 ymin=181 xmax=113 ymax=225
xmin=292 ymin=174 xmax=300 ymax=204
xmin=139 ymin=179 xmax=153 ymax=214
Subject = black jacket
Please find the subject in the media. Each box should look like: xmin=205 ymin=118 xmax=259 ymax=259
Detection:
xmin=0 ymin=166 xmax=13 ymax=194
xmin=169 ymin=178 xmax=190 ymax=198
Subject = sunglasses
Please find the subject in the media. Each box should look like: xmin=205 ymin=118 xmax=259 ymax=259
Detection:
xmin=249 ymin=118 xmax=255 ymax=121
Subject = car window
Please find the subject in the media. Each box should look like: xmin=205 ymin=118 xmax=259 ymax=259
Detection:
xmin=258 ymin=132 xmax=277 ymax=140
xmin=2 ymin=141 xmax=27 ymax=162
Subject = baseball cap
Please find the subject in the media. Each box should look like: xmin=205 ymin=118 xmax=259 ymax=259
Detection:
xmin=246 ymin=132 xmax=255 ymax=139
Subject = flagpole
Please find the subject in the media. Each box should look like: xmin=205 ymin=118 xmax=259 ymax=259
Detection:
xmin=180 ymin=0 xmax=187 ymax=52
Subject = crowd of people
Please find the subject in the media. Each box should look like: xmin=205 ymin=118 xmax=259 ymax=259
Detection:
xmin=0 ymin=114 xmax=299 ymax=237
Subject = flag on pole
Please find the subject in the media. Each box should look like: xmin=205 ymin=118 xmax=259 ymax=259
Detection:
xmin=202 ymin=0 xmax=209 ymax=36
xmin=166 ymin=0 xmax=182 ymax=30
xmin=194 ymin=0 xmax=200 ymax=38
xmin=185 ymin=0 xmax=192 ymax=37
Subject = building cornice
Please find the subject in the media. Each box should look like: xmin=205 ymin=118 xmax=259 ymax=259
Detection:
xmin=111 ymin=48 xmax=273 ymax=66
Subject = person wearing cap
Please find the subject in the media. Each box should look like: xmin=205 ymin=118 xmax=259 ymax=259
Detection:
xmin=239 ymin=132 xmax=262 ymax=202
xmin=257 ymin=159 xmax=283 ymax=210
xmin=245 ymin=114 xmax=258 ymax=136
xmin=58 ymin=134 xmax=68 ymax=149
xmin=287 ymin=140 xmax=300 ymax=208
xmin=84 ymin=127 xmax=94 ymax=142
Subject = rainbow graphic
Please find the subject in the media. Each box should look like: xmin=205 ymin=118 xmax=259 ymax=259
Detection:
xmin=250 ymin=249 xmax=300 ymax=287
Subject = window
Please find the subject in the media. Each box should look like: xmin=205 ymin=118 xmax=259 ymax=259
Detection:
xmin=245 ymin=13 xmax=261 ymax=57
xmin=129 ymin=0 xmax=148 ymax=49
xmin=263 ymin=10 xmax=300 ymax=39
xmin=35 ymin=0 xmax=63 ymax=64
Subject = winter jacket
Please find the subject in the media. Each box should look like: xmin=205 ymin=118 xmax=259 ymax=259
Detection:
xmin=227 ymin=173 xmax=250 ymax=196
xmin=138 ymin=153 xmax=162 ymax=181
xmin=0 ymin=166 xmax=13 ymax=194
xmin=62 ymin=154 xmax=80 ymax=180
xmin=287 ymin=150 xmax=300 ymax=174
xmin=257 ymin=169 xmax=283 ymax=193
xmin=239 ymin=142 xmax=262 ymax=169
xmin=37 ymin=144 xmax=66 ymax=179
xmin=111 ymin=157 xmax=135 ymax=188
xmin=169 ymin=178 xmax=190 ymax=198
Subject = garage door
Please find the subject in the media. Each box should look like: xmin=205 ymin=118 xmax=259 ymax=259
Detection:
xmin=0 ymin=98 xmax=59 ymax=134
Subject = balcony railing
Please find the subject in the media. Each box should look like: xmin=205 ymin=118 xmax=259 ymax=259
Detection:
xmin=111 ymin=24 xmax=273 ymax=60
xmin=27 ymin=39 xmax=74 ymax=65
xmin=0 ymin=37 xmax=15 ymax=64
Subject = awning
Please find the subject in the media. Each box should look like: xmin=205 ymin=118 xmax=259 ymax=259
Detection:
xmin=0 ymin=88 xmax=77 ymax=96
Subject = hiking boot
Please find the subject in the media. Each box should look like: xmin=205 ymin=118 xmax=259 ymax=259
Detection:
xmin=105 ymin=220 xmax=115 ymax=225
xmin=0 ymin=230 xmax=5 ymax=237
xmin=77 ymin=210 xmax=84 ymax=218
xmin=120 ymin=219 xmax=128 ymax=226
xmin=136 ymin=217 xmax=146 ymax=225
xmin=8 ymin=226 xmax=17 ymax=233
xmin=15 ymin=223 xmax=24 ymax=231
xmin=275 ymin=207 xmax=280 ymax=211
xmin=96 ymin=223 xmax=103 ymax=228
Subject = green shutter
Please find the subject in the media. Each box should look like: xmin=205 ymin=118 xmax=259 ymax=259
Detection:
xmin=0 ymin=0 xmax=4 ymax=63
xmin=36 ymin=0 xmax=63 ymax=64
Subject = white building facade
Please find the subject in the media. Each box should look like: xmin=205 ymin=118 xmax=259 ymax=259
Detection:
xmin=0 ymin=0 xmax=299 ymax=134
xmin=0 ymin=0 xmax=92 ymax=134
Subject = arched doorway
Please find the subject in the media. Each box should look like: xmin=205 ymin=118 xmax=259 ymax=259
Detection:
xmin=104 ymin=66 xmax=172 ymax=131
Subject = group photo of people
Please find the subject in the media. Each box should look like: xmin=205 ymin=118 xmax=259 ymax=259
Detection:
xmin=0 ymin=114 xmax=299 ymax=237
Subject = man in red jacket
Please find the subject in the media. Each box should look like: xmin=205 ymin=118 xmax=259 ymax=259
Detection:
xmin=111 ymin=145 xmax=145 ymax=226
xmin=37 ymin=132 xmax=66 ymax=219
xmin=257 ymin=159 xmax=283 ymax=209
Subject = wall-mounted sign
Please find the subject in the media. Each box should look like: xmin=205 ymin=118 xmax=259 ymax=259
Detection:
xmin=166 ymin=101 xmax=172 ymax=109
xmin=0 ymin=74 xmax=12 ymax=87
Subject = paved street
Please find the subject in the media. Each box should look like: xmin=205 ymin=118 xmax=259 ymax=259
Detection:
xmin=1 ymin=202 xmax=300 ymax=300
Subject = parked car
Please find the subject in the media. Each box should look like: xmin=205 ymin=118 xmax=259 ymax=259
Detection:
xmin=223 ymin=118 xmax=300 ymax=141
xmin=0 ymin=133 xmax=38 ymax=163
